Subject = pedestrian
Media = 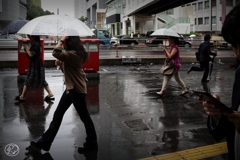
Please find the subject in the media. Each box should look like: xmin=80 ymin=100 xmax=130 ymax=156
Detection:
xmin=200 ymin=4 xmax=240 ymax=160
xmin=14 ymin=35 xmax=54 ymax=102
xmin=156 ymin=36 xmax=189 ymax=96
xmin=130 ymin=32 xmax=134 ymax=39
xmin=137 ymin=32 xmax=140 ymax=42
xmin=187 ymin=34 xmax=217 ymax=82
xmin=30 ymin=36 xmax=98 ymax=152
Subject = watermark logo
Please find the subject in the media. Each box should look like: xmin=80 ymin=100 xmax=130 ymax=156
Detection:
xmin=4 ymin=143 xmax=20 ymax=157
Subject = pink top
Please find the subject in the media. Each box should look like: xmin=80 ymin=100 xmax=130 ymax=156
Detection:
xmin=168 ymin=44 xmax=181 ymax=71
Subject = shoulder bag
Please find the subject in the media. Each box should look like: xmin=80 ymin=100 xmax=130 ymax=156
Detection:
xmin=159 ymin=58 xmax=175 ymax=76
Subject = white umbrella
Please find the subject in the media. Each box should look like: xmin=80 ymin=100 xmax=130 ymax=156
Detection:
xmin=17 ymin=15 xmax=94 ymax=37
xmin=189 ymin=34 xmax=196 ymax=38
xmin=150 ymin=28 xmax=180 ymax=38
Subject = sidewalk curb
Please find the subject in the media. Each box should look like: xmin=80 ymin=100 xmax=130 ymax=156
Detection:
xmin=0 ymin=56 xmax=236 ymax=69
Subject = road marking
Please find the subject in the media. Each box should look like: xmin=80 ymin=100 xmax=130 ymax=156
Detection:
xmin=139 ymin=142 xmax=228 ymax=160
xmin=101 ymin=68 xmax=108 ymax=72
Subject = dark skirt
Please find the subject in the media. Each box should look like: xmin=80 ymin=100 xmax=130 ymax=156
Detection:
xmin=24 ymin=57 xmax=48 ymax=88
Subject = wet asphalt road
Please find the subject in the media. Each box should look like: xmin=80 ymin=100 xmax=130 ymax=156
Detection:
xmin=0 ymin=62 xmax=234 ymax=160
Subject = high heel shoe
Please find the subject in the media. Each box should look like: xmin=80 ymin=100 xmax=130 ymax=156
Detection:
xmin=44 ymin=96 xmax=55 ymax=101
xmin=30 ymin=140 xmax=51 ymax=152
xmin=14 ymin=96 xmax=25 ymax=102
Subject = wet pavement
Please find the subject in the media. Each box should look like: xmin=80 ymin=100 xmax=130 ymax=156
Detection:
xmin=0 ymin=62 xmax=234 ymax=160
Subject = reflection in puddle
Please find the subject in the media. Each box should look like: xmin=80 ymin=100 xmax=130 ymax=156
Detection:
xmin=15 ymin=88 xmax=53 ymax=139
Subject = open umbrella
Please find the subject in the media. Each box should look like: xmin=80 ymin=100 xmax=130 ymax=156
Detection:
xmin=17 ymin=15 xmax=94 ymax=37
xmin=1 ymin=20 xmax=28 ymax=35
xmin=150 ymin=28 xmax=180 ymax=38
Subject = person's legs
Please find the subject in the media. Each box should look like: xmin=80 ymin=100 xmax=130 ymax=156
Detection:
xmin=173 ymin=71 xmax=188 ymax=94
xmin=44 ymin=85 xmax=54 ymax=97
xmin=187 ymin=63 xmax=205 ymax=74
xmin=34 ymin=90 xmax=72 ymax=150
xmin=15 ymin=85 xmax=28 ymax=100
xmin=69 ymin=90 xmax=97 ymax=144
xmin=157 ymin=75 xmax=172 ymax=95
xmin=20 ymin=85 xmax=28 ymax=99
xmin=201 ymin=62 xmax=210 ymax=82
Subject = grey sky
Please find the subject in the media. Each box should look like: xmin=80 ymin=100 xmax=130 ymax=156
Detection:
xmin=41 ymin=0 xmax=74 ymax=17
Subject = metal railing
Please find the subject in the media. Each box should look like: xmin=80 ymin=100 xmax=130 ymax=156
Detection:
xmin=160 ymin=17 xmax=190 ymax=28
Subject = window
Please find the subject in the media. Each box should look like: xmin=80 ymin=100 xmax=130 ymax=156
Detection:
xmin=212 ymin=16 xmax=216 ymax=24
xmin=166 ymin=9 xmax=173 ymax=15
xmin=198 ymin=2 xmax=203 ymax=10
xmin=205 ymin=17 xmax=209 ymax=24
xmin=226 ymin=0 xmax=233 ymax=6
xmin=192 ymin=3 xmax=197 ymax=10
xmin=211 ymin=0 xmax=216 ymax=7
xmin=198 ymin=18 xmax=203 ymax=24
xmin=19 ymin=4 xmax=27 ymax=20
xmin=195 ymin=18 xmax=197 ymax=25
xmin=205 ymin=0 xmax=209 ymax=8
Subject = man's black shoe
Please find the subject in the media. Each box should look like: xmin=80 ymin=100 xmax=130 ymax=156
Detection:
xmin=78 ymin=143 xmax=98 ymax=153
xmin=201 ymin=80 xmax=209 ymax=83
xmin=187 ymin=66 xmax=192 ymax=74
xmin=30 ymin=140 xmax=51 ymax=152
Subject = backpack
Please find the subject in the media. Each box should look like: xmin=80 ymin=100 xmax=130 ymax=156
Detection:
xmin=195 ymin=51 xmax=200 ymax=61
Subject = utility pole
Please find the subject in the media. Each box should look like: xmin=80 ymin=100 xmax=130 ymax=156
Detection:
xmin=57 ymin=8 xmax=59 ymax=42
xmin=210 ymin=0 xmax=212 ymax=35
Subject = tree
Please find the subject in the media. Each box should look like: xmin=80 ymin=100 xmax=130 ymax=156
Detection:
xmin=44 ymin=10 xmax=54 ymax=15
xmin=26 ymin=5 xmax=54 ymax=20
xmin=79 ymin=16 xmax=88 ymax=22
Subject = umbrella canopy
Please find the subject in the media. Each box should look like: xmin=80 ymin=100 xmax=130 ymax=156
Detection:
xmin=1 ymin=20 xmax=28 ymax=35
xmin=17 ymin=15 xmax=94 ymax=37
xmin=150 ymin=28 xmax=180 ymax=38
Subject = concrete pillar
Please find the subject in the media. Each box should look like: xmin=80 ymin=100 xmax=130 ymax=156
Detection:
xmin=143 ymin=21 xmax=147 ymax=33
xmin=90 ymin=7 xmax=92 ymax=28
xmin=153 ymin=15 xmax=158 ymax=31
xmin=122 ymin=20 xmax=126 ymax=35
xmin=131 ymin=15 xmax=136 ymax=33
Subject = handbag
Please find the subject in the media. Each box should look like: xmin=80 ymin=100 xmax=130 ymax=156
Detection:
xmin=160 ymin=58 xmax=175 ymax=76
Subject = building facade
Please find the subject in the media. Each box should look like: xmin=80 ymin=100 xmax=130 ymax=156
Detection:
xmin=74 ymin=0 xmax=107 ymax=29
xmin=0 ymin=0 xmax=29 ymax=32
xmin=74 ymin=0 xmax=87 ymax=19
xmin=105 ymin=0 xmax=240 ymax=36
xmin=86 ymin=0 xmax=107 ymax=29
xmin=190 ymin=0 xmax=240 ymax=35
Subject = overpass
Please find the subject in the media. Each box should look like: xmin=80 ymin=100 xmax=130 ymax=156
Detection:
xmin=120 ymin=0 xmax=198 ymax=35
xmin=127 ymin=0 xmax=198 ymax=16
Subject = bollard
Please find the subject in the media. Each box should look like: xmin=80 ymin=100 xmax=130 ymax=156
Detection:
xmin=116 ymin=45 xmax=118 ymax=57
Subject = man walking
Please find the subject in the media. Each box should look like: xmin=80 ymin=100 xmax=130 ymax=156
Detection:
xmin=187 ymin=34 xmax=216 ymax=82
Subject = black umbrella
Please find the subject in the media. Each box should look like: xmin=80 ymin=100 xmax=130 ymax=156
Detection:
xmin=1 ymin=20 xmax=28 ymax=35
xmin=209 ymin=52 xmax=217 ymax=79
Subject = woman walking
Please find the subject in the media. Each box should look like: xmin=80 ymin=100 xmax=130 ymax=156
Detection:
xmin=14 ymin=35 xmax=54 ymax=102
xmin=30 ymin=36 xmax=97 ymax=152
xmin=157 ymin=36 xmax=188 ymax=96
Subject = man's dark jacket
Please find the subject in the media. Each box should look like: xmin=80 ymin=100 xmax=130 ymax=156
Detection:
xmin=199 ymin=41 xmax=215 ymax=62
